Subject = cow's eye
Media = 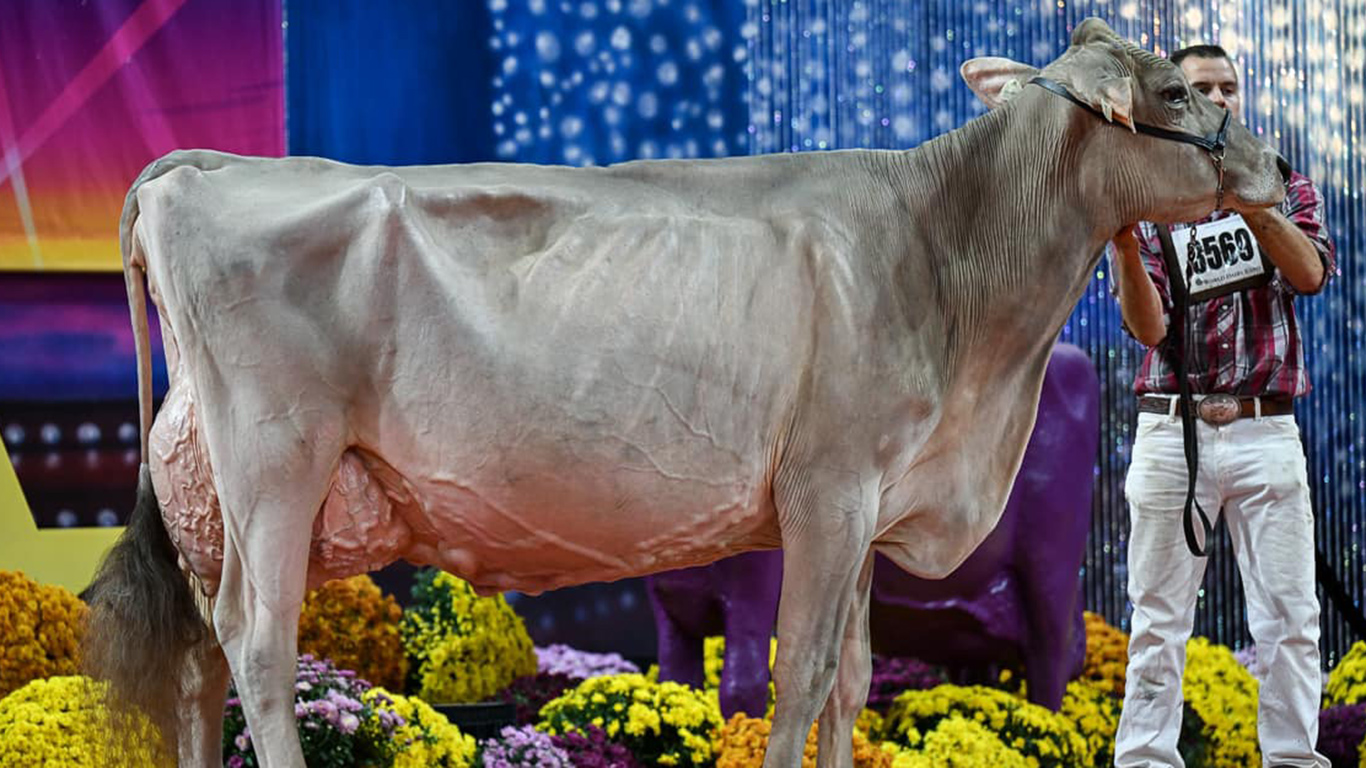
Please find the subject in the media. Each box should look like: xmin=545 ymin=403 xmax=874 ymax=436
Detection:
xmin=1163 ymin=86 xmax=1189 ymax=106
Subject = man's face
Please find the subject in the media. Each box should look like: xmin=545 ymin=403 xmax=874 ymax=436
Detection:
xmin=1179 ymin=55 xmax=1241 ymax=117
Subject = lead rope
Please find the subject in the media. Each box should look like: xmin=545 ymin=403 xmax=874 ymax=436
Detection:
xmin=1155 ymin=224 xmax=1217 ymax=557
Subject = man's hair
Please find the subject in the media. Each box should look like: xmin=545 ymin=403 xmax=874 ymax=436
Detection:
xmin=1170 ymin=44 xmax=1231 ymax=67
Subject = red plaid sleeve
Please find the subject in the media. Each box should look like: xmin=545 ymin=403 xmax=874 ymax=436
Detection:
xmin=1275 ymin=170 xmax=1337 ymax=295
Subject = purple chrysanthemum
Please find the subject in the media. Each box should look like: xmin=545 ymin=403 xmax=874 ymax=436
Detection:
xmin=866 ymin=655 xmax=947 ymax=712
xmin=535 ymin=644 xmax=640 ymax=679
xmin=497 ymin=672 xmax=579 ymax=725
xmin=1317 ymin=702 xmax=1366 ymax=768
xmin=480 ymin=724 xmax=573 ymax=767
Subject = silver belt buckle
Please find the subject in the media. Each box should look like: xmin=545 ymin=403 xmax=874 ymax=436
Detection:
xmin=1197 ymin=393 xmax=1241 ymax=426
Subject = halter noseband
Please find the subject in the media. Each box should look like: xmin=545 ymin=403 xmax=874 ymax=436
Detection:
xmin=1029 ymin=76 xmax=1232 ymax=210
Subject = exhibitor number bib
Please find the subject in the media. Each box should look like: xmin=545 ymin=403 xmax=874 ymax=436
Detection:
xmin=1164 ymin=214 xmax=1273 ymax=303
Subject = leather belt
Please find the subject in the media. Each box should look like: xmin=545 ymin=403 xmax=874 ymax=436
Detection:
xmin=1137 ymin=394 xmax=1295 ymax=426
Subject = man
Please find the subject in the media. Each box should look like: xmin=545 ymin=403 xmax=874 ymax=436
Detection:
xmin=1110 ymin=44 xmax=1336 ymax=768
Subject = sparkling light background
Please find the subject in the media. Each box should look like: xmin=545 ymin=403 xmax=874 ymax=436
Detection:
xmin=491 ymin=0 xmax=1364 ymax=663
xmin=489 ymin=0 xmax=747 ymax=164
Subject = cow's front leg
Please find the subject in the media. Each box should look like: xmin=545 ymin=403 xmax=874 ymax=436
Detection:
xmin=763 ymin=468 xmax=874 ymax=768
xmin=816 ymin=553 xmax=874 ymax=767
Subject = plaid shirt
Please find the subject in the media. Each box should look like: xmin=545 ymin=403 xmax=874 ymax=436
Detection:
xmin=1117 ymin=171 xmax=1337 ymax=397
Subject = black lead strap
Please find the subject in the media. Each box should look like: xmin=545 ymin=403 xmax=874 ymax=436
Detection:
xmin=1155 ymin=225 xmax=1217 ymax=557
xmin=1029 ymin=74 xmax=1228 ymax=557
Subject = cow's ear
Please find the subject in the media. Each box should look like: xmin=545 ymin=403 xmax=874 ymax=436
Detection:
xmin=1080 ymin=74 xmax=1135 ymax=131
xmin=960 ymin=57 xmax=1041 ymax=109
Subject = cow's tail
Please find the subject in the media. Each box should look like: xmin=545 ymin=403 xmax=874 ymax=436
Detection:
xmin=82 ymin=151 xmax=216 ymax=760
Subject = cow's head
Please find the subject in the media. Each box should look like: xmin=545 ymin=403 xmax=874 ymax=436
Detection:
xmin=959 ymin=17 xmax=1285 ymax=224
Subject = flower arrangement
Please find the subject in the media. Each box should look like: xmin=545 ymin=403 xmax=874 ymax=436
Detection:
xmin=549 ymin=724 xmax=643 ymax=767
xmin=710 ymin=713 xmax=891 ymax=768
xmin=539 ymin=672 xmax=723 ymax=766
xmin=1326 ymin=641 xmax=1366 ymax=708
xmin=1081 ymin=611 xmax=1129 ymax=697
xmin=401 ymin=569 xmax=537 ymax=703
xmin=856 ymin=707 xmax=884 ymax=738
xmin=479 ymin=724 xmax=573 ymax=767
xmin=498 ymin=672 xmax=579 ymax=725
xmin=298 ymin=574 xmax=408 ymax=692
xmin=1059 ymin=679 xmax=1121 ymax=768
xmin=877 ymin=715 xmax=1032 ymax=768
xmin=880 ymin=684 xmax=1090 ymax=768
xmin=0 ymin=570 xmax=88 ymax=698
xmin=222 ymin=654 xmax=399 ymax=768
xmin=1182 ymin=636 xmax=1260 ymax=768
xmin=1316 ymin=702 xmax=1366 ymax=768
xmin=866 ymin=656 xmax=946 ymax=713
xmin=0 ymin=675 xmax=166 ymax=768
xmin=536 ymin=643 xmax=641 ymax=680
xmin=363 ymin=687 xmax=478 ymax=768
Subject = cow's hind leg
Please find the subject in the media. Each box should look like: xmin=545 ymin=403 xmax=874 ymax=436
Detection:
xmin=203 ymin=409 xmax=344 ymax=768
xmin=763 ymin=469 xmax=874 ymax=768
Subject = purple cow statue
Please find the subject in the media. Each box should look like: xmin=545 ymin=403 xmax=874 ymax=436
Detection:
xmin=644 ymin=342 xmax=1099 ymax=715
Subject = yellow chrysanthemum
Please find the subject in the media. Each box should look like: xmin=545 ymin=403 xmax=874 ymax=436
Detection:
xmin=0 ymin=675 xmax=167 ymax=768
xmin=298 ymin=574 xmax=408 ymax=691
xmin=882 ymin=714 xmax=1031 ymax=768
xmin=0 ymin=571 xmax=88 ymax=699
xmin=1326 ymin=641 xmax=1366 ymax=708
xmin=401 ymin=570 xmax=536 ymax=703
xmin=1183 ymin=637 xmax=1260 ymax=767
xmin=1059 ymin=679 xmax=1120 ymax=768
xmin=711 ymin=712 xmax=891 ymax=767
xmin=362 ymin=687 xmax=478 ymax=767
xmin=539 ymin=673 xmax=722 ymax=766
xmin=1081 ymin=611 xmax=1130 ymax=697
xmin=882 ymin=684 xmax=1089 ymax=768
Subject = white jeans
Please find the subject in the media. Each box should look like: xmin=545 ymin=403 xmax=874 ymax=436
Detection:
xmin=1115 ymin=410 xmax=1328 ymax=768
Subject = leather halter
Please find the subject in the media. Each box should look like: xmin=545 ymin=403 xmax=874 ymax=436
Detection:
xmin=1029 ymin=75 xmax=1232 ymax=210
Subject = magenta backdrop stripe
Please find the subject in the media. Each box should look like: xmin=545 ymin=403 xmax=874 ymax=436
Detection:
xmin=0 ymin=0 xmax=193 ymax=189
xmin=0 ymin=0 xmax=283 ymax=260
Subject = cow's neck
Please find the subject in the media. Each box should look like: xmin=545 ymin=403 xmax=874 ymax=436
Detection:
xmin=888 ymin=92 xmax=1123 ymax=369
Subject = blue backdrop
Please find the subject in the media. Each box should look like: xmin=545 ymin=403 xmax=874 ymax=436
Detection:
xmin=284 ymin=0 xmax=1365 ymax=664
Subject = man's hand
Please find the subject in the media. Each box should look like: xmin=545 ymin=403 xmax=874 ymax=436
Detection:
xmin=1241 ymin=207 xmax=1327 ymax=293
xmin=1112 ymin=225 xmax=1167 ymax=347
